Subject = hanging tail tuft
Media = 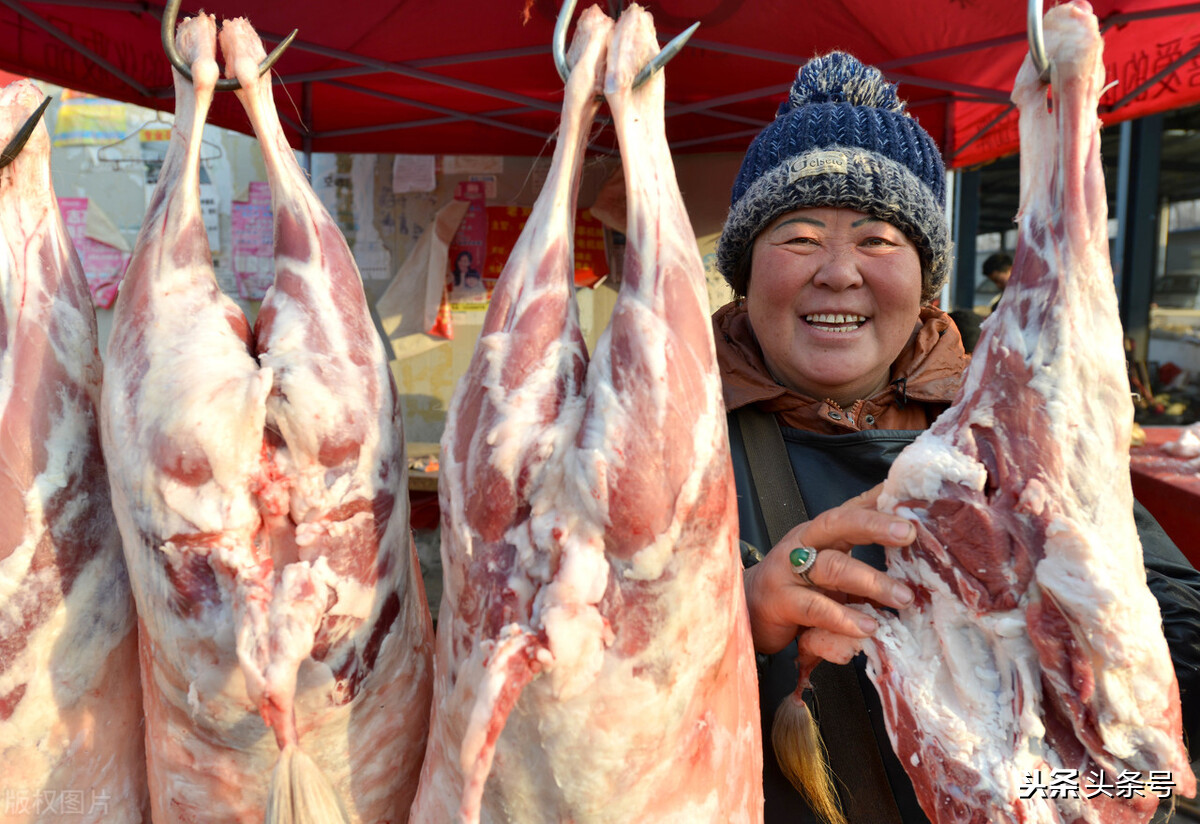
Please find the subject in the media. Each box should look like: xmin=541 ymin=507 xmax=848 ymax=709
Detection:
xmin=265 ymin=743 xmax=351 ymax=824
xmin=772 ymin=687 xmax=847 ymax=824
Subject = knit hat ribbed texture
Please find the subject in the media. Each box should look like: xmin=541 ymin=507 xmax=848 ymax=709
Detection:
xmin=716 ymin=52 xmax=950 ymax=303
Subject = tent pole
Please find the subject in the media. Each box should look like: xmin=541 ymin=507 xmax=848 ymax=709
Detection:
xmin=951 ymin=168 xmax=980 ymax=312
xmin=1114 ymin=115 xmax=1163 ymax=363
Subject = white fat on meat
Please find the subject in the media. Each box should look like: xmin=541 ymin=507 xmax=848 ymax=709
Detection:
xmin=0 ymin=79 xmax=147 ymax=820
xmin=863 ymin=3 xmax=1196 ymax=823
xmin=101 ymin=14 xmax=432 ymax=823
xmin=409 ymin=6 xmax=762 ymax=824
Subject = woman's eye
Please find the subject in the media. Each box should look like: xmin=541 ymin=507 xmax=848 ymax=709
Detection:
xmin=862 ymin=236 xmax=895 ymax=247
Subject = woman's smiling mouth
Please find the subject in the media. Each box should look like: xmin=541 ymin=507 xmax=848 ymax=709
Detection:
xmin=804 ymin=313 xmax=868 ymax=332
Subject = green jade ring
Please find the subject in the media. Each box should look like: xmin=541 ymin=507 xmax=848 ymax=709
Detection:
xmin=789 ymin=545 xmax=818 ymax=586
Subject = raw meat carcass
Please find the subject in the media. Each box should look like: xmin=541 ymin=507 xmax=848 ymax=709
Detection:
xmin=0 ymin=80 xmax=146 ymax=824
xmin=101 ymin=15 xmax=432 ymax=823
xmin=864 ymin=3 xmax=1197 ymax=822
xmin=220 ymin=22 xmax=435 ymax=820
xmin=410 ymin=6 xmax=762 ymax=823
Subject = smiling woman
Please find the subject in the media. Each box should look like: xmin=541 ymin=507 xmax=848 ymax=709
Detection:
xmin=709 ymin=49 xmax=1200 ymax=824
xmin=745 ymin=208 xmax=923 ymax=408
xmin=709 ymin=51 xmax=971 ymax=824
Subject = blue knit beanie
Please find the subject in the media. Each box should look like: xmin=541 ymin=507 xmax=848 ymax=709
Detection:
xmin=716 ymin=52 xmax=950 ymax=303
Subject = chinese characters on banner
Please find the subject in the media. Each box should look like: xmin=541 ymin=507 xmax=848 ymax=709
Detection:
xmin=483 ymin=206 xmax=610 ymax=289
xmin=953 ymin=29 xmax=1200 ymax=167
xmin=447 ymin=180 xmax=489 ymax=308
xmin=57 ymin=197 xmax=131 ymax=309
xmin=232 ymin=181 xmax=273 ymax=300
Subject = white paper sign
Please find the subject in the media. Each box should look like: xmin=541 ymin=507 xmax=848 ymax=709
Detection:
xmin=353 ymin=155 xmax=392 ymax=280
xmin=199 ymin=176 xmax=220 ymax=253
xmin=443 ymin=155 xmax=503 ymax=175
xmin=392 ymin=154 xmax=436 ymax=193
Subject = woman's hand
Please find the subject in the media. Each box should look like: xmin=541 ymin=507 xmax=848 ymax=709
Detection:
xmin=742 ymin=484 xmax=916 ymax=664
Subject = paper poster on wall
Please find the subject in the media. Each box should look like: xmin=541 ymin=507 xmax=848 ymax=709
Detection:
xmin=199 ymin=178 xmax=220 ymax=253
xmin=57 ymin=197 xmax=133 ymax=309
xmin=483 ymin=205 xmax=610 ymax=289
xmin=139 ymin=127 xmax=171 ymax=186
xmin=377 ymin=198 xmax=469 ymax=354
xmin=572 ymin=213 xmax=608 ymax=288
xmin=52 ymin=91 xmax=128 ymax=147
xmin=231 ymin=181 xmax=273 ymax=300
xmin=443 ymin=155 xmax=503 ymax=175
xmin=349 ymin=154 xmax=391 ymax=281
xmin=141 ymin=128 xmax=219 ymax=253
xmin=447 ymin=180 xmax=489 ymax=308
xmin=393 ymin=154 xmax=436 ymax=193
xmin=468 ymin=175 xmax=497 ymax=200
xmin=59 ymin=196 xmax=86 ymax=244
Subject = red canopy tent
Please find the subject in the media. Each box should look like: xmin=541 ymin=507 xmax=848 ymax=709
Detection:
xmin=0 ymin=0 xmax=1196 ymax=167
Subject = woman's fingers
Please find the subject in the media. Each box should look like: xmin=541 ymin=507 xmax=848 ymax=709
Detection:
xmin=800 ymin=544 xmax=912 ymax=609
xmin=743 ymin=482 xmax=919 ymax=656
xmin=798 ymin=626 xmax=864 ymax=666
xmin=744 ymin=554 xmax=884 ymax=654
xmin=783 ymin=486 xmax=916 ymax=556
xmin=780 ymin=580 xmax=879 ymax=638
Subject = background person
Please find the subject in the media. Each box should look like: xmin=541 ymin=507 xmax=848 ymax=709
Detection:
xmin=982 ymin=251 xmax=1013 ymax=313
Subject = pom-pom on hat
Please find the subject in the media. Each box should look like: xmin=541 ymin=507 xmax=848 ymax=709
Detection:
xmin=716 ymin=52 xmax=950 ymax=303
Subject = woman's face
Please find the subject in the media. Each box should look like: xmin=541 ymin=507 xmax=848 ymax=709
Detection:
xmin=456 ymin=253 xmax=470 ymax=273
xmin=745 ymin=206 xmax=923 ymax=407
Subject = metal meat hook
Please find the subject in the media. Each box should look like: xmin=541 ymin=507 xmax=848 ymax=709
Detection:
xmin=1027 ymin=0 xmax=1053 ymax=84
xmin=0 ymin=96 xmax=51 ymax=170
xmin=553 ymin=0 xmax=699 ymax=89
xmin=160 ymin=0 xmax=298 ymax=92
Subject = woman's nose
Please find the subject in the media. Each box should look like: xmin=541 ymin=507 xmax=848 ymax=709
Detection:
xmin=811 ymin=247 xmax=863 ymax=290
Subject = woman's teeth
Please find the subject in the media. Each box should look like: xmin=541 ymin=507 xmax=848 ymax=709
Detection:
xmin=805 ymin=313 xmax=867 ymax=332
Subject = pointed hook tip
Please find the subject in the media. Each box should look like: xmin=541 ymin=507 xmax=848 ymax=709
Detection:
xmin=0 ymin=95 xmax=53 ymax=170
xmin=632 ymin=20 xmax=699 ymax=90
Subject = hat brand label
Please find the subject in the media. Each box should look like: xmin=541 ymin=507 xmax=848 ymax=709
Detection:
xmin=788 ymin=151 xmax=848 ymax=182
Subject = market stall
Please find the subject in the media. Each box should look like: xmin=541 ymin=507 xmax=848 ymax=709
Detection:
xmin=2 ymin=2 xmax=1200 ymax=823
xmin=1133 ymin=426 xmax=1200 ymax=565
xmin=0 ymin=0 xmax=1196 ymax=162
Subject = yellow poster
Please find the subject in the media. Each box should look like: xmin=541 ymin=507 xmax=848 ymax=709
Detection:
xmin=51 ymin=91 xmax=128 ymax=147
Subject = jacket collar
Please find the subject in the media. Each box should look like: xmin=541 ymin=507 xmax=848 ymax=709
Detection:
xmin=712 ymin=300 xmax=967 ymax=432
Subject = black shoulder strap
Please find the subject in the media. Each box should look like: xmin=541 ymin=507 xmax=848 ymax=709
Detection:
xmin=736 ymin=405 xmax=809 ymax=537
xmin=734 ymin=406 xmax=905 ymax=824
